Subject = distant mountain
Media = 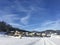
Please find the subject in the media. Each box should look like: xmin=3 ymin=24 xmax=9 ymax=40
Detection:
xmin=56 ymin=30 xmax=60 ymax=35
xmin=40 ymin=30 xmax=60 ymax=35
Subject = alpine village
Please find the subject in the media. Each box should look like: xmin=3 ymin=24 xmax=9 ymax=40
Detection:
xmin=0 ymin=21 xmax=60 ymax=38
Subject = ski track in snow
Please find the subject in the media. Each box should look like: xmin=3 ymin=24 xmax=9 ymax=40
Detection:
xmin=44 ymin=38 xmax=57 ymax=45
xmin=0 ymin=35 xmax=60 ymax=45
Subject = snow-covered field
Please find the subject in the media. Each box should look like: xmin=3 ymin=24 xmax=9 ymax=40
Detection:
xmin=0 ymin=34 xmax=60 ymax=45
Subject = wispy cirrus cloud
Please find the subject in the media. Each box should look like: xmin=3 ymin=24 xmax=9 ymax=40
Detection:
xmin=0 ymin=14 xmax=25 ymax=29
xmin=0 ymin=14 xmax=19 ymax=23
xmin=0 ymin=0 xmax=35 ymax=30
xmin=20 ymin=15 xmax=30 ymax=25
xmin=34 ymin=20 xmax=60 ymax=31
xmin=0 ymin=0 xmax=60 ymax=31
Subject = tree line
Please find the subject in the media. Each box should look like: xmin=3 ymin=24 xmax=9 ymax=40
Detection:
xmin=0 ymin=21 xmax=27 ymax=32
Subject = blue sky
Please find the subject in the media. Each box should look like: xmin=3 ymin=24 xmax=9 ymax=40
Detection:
xmin=0 ymin=0 xmax=60 ymax=31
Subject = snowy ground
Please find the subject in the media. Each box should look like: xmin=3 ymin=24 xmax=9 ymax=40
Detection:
xmin=0 ymin=35 xmax=60 ymax=45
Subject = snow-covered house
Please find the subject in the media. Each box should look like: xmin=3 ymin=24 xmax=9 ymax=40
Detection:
xmin=14 ymin=30 xmax=22 ymax=37
xmin=34 ymin=32 xmax=41 ymax=37
xmin=8 ymin=30 xmax=23 ymax=37
xmin=42 ymin=33 xmax=46 ymax=37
